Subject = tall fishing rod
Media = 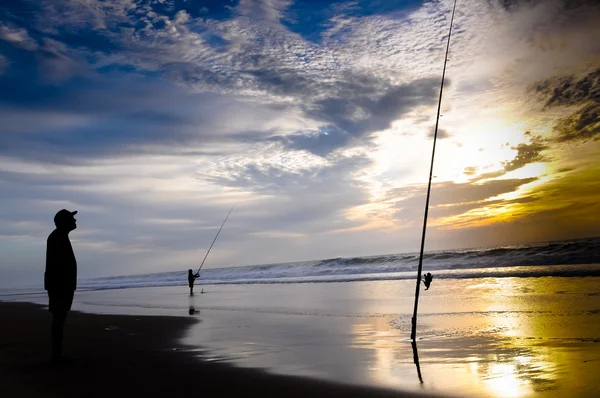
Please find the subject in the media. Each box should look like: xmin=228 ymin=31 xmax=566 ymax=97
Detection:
xmin=196 ymin=206 xmax=235 ymax=275
xmin=410 ymin=0 xmax=458 ymax=342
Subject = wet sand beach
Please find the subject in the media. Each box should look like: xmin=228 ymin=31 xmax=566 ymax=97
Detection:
xmin=0 ymin=301 xmax=440 ymax=398
xmin=3 ymin=275 xmax=600 ymax=397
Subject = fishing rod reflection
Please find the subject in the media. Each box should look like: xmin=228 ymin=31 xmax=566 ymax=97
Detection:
xmin=412 ymin=341 xmax=423 ymax=384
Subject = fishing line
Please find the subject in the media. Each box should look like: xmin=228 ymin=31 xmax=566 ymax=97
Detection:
xmin=196 ymin=206 xmax=235 ymax=275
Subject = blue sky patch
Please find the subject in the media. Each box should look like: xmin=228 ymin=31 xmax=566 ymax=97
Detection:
xmin=282 ymin=0 xmax=425 ymax=42
xmin=150 ymin=0 xmax=237 ymax=20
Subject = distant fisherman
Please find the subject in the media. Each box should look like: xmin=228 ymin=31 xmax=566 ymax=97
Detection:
xmin=188 ymin=269 xmax=200 ymax=296
xmin=422 ymin=272 xmax=433 ymax=290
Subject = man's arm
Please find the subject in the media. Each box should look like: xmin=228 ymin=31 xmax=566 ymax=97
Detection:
xmin=45 ymin=237 xmax=57 ymax=291
xmin=45 ymin=234 xmax=66 ymax=291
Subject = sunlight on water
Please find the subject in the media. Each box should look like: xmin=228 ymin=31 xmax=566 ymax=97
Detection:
xmin=347 ymin=277 xmax=599 ymax=397
xmin=481 ymin=362 xmax=533 ymax=398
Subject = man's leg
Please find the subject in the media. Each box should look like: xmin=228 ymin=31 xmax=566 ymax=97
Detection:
xmin=51 ymin=311 xmax=67 ymax=361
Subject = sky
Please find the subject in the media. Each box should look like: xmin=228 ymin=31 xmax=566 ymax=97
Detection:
xmin=1 ymin=0 xmax=599 ymax=284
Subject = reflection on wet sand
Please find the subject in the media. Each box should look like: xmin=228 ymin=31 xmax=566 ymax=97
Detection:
xmin=350 ymin=277 xmax=600 ymax=397
xmin=411 ymin=341 xmax=423 ymax=384
xmin=351 ymin=322 xmax=579 ymax=397
xmin=426 ymin=335 xmax=561 ymax=397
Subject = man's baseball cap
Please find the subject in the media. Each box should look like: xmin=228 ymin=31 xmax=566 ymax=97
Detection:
xmin=54 ymin=209 xmax=78 ymax=224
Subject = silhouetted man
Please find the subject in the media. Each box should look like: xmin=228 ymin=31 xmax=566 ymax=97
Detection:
xmin=422 ymin=272 xmax=433 ymax=290
xmin=188 ymin=269 xmax=199 ymax=296
xmin=45 ymin=209 xmax=78 ymax=362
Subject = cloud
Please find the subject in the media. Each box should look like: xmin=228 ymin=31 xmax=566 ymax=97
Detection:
xmin=431 ymin=178 xmax=538 ymax=207
xmin=536 ymin=68 xmax=600 ymax=108
xmin=0 ymin=0 xmax=445 ymax=160
xmin=471 ymin=170 xmax=509 ymax=182
xmin=438 ymin=161 xmax=600 ymax=246
xmin=203 ymin=152 xmax=372 ymax=232
xmin=390 ymin=177 xmax=539 ymax=225
xmin=0 ymin=21 xmax=81 ymax=82
xmin=36 ymin=0 xmax=138 ymax=31
xmin=463 ymin=166 xmax=478 ymax=176
xmin=554 ymin=103 xmax=600 ymax=142
xmin=308 ymin=78 xmax=439 ymax=134
xmin=289 ymin=77 xmax=439 ymax=155
xmin=0 ymin=23 xmax=38 ymax=50
xmin=36 ymin=38 xmax=81 ymax=82
xmin=284 ymin=126 xmax=352 ymax=157
xmin=464 ymin=132 xmax=550 ymax=181
xmin=235 ymin=0 xmax=293 ymax=22
xmin=427 ymin=128 xmax=452 ymax=140
xmin=0 ymin=71 xmax=307 ymax=164
xmin=0 ymin=155 xmax=242 ymax=254
xmin=503 ymin=139 xmax=549 ymax=172
xmin=534 ymin=68 xmax=600 ymax=142
xmin=0 ymin=148 xmax=377 ymax=283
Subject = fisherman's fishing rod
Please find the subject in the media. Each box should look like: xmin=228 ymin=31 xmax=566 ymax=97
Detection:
xmin=410 ymin=0 xmax=458 ymax=342
xmin=196 ymin=206 xmax=235 ymax=275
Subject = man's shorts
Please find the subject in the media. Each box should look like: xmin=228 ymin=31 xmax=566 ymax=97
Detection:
xmin=48 ymin=290 xmax=74 ymax=314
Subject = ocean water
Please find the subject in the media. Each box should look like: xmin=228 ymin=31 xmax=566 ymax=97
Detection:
xmin=75 ymin=237 xmax=600 ymax=291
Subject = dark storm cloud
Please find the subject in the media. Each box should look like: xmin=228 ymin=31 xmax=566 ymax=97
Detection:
xmin=498 ymin=0 xmax=600 ymax=13
xmin=536 ymin=68 xmax=600 ymax=108
xmin=554 ymin=103 xmax=600 ymax=142
xmin=534 ymin=68 xmax=600 ymax=142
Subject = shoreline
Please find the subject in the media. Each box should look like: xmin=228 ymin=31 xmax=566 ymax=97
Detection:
xmin=0 ymin=301 xmax=441 ymax=398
